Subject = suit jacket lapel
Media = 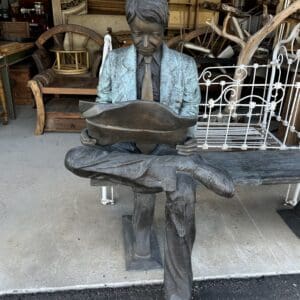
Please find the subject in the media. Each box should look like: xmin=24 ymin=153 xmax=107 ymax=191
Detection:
xmin=120 ymin=45 xmax=137 ymax=101
xmin=160 ymin=44 xmax=177 ymax=106
xmin=119 ymin=44 xmax=177 ymax=102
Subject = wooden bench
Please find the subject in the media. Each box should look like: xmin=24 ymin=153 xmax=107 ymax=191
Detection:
xmin=202 ymin=150 xmax=300 ymax=186
xmin=28 ymin=69 xmax=98 ymax=134
xmin=177 ymin=20 xmax=300 ymax=235
xmin=204 ymin=150 xmax=300 ymax=237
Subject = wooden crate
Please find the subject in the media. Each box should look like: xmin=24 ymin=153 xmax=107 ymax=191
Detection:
xmin=0 ymin=22 xmax=30 ymax=40
xmin=44 ymin=98 xmax=88 ymax=132
xmin=9 ymin=62 xmax=35 ymax=105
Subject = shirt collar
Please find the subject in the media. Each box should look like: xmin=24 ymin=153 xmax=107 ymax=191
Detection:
xmin=137 ymin=45 xmax=162 ymax=65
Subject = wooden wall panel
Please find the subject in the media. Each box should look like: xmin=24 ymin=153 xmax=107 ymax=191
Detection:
xmin=88 ymin=0 xmax=125 ymax=15
xmin=87 ymin=0 xmax=220 ymax=29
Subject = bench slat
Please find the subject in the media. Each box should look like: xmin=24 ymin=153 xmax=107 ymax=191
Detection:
xmin=201 ymin=150 xmax=300 ymax=186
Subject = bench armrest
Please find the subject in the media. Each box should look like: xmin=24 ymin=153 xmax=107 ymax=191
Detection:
xmin=31 ymin=69 xmax=56 ymax=88
xmin=32 ymin=49 xmax=53 ymax=73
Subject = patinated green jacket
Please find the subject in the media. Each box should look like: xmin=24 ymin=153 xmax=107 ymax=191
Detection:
xmin=96 ymin=43 xmax=201 ymax=135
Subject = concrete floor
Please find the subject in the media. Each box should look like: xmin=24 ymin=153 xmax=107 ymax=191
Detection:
xmin=0 ymin=106 xmax=300 ymax=296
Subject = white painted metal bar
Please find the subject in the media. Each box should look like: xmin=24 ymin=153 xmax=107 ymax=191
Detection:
xmin=284 ymin=183 xmax=300 ymax=207
xmin=100 ymin=186 xmax=115 ymax=205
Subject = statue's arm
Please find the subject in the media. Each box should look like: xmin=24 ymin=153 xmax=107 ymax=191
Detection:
xmin=180 ymin=57 xmax=201 ymax=118
xmin=96 ymin=52 xmax=113 ymax=104
xmin=179 ymin=57 xmax=201 ymax=138
xmin=84 ymin=53 xmax=113 ymax=145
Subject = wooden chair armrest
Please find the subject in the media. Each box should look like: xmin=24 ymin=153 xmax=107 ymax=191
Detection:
xmin=32 ymin=49 xmax=53 ymax=73
xmin=31 ymin=69 xmax=56 ymax=88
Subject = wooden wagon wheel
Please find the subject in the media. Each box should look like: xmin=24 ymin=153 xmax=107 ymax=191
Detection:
xmin=34 ymin=24 xmax=104 ymax=77
xmin=167 ymin=26 xmax=234 ymax=66
xmin=35 ymin=24 xmax=104 ymax=51
xmin=167 ymin=27 xmax=214 ymax=54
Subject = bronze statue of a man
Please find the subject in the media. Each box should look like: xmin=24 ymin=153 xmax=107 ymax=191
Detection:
xmin=66 ymin=1 xmax=234 ymax=299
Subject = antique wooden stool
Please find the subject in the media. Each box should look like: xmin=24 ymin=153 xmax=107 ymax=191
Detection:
xmin=0 ymin=78 xmax=8 ymax=125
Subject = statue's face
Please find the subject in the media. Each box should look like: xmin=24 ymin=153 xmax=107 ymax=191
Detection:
xmin=129 ymin=17 xmax=164 ymax=57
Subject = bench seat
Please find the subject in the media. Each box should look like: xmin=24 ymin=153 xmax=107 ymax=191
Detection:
xmin=202 ymin=150 xmax=300 ymax=186
xmin=41 ymin=76 xmax=98 ymax=95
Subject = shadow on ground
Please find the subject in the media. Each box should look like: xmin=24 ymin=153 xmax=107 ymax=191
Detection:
xmin=1 ymin=275 xmax=300 ymax=300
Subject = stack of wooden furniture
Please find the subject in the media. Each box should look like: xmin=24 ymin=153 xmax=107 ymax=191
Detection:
xmin=0 ymin=41 xmax=35 ymax=120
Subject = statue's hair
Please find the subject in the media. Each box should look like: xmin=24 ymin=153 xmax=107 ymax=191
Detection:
xmin=125 ymin=0 xmax=169 ymax=27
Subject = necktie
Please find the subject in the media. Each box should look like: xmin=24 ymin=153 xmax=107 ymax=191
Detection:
xmin=137 ymin=56 xmax=156 ymax=153
xmin=141 ymin=56 xmax=153 ymax=101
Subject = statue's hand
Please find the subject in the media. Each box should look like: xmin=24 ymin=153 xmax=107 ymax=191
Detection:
xmin=176 ymin=138 xmax=198 ymax=155
xmin=80 ymin=128 xmax=97 ymax=146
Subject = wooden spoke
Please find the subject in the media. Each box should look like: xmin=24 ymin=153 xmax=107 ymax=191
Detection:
xmin=167 ymin=27 xmax=213 ymax=49
xmin=53 ymin=33 xmax=64 ymax=49
xmin=82 ymin=36 xmax=90 ymax=49
xmin=69 ymin=32 xmax=74 ymax=50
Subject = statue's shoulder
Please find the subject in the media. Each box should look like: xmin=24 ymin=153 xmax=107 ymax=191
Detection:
xmin=109 ymin=47 xmax=131 ymax=60
xmin=165 ymin=46 xmax=196 ymax=66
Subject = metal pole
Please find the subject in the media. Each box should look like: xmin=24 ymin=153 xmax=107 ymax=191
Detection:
xmin=100 ymin=186 xmax=115 ymax=205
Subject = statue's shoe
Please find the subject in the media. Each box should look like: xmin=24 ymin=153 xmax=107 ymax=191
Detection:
xmin=193 ymin=163 xmax=235 ymax=198
xmin=175 ymin=154 xmax=234 ymax=198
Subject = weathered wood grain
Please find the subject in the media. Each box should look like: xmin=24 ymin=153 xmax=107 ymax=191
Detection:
xmin=202 ymin=150 xmax=300 ymax=186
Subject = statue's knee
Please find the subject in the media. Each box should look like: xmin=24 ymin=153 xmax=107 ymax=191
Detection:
xmin=65 ymin=147 xmax=81 ymax=170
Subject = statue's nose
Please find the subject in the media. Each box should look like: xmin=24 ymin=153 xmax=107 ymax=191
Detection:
xmin=143 ymin=35 xmax=149 ymax=48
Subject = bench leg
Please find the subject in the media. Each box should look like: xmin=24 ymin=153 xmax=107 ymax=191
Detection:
xmin=28 ymin=80 xmax=45 ymax=135
xmin=122 ymin=192 xmax=162 ymax=271
xmin=132 ymin=192 xmax=155 ymax=258
xmin=100 ymin=186 xmax=115 ymax=205
xmin=284 ymin=183 xmax=300 ymax=207
xmin=278 ymin=185 xmax=300 ymax=238
xmin=291 ymin=184 xmax=300 ymax=207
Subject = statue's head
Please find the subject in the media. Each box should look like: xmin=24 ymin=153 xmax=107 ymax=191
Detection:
xmin=126 ymin=0 xmax=168 ymax=56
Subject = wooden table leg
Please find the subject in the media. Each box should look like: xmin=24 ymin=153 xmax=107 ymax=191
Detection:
xmin=0 ymin=65 xmax=16 ymax=119
xmin=0 ymin=77 xmax=8 ymax=125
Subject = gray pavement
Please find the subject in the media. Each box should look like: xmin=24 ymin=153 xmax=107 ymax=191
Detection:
xmin=0 ymin=106 xmax=299 ymax=296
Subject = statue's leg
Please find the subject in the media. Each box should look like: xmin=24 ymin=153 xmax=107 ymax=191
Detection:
xmin=132 ymin=192 xmax=156 ymax=258
xmin=164 ymin=173 xmax=196 ymax=300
